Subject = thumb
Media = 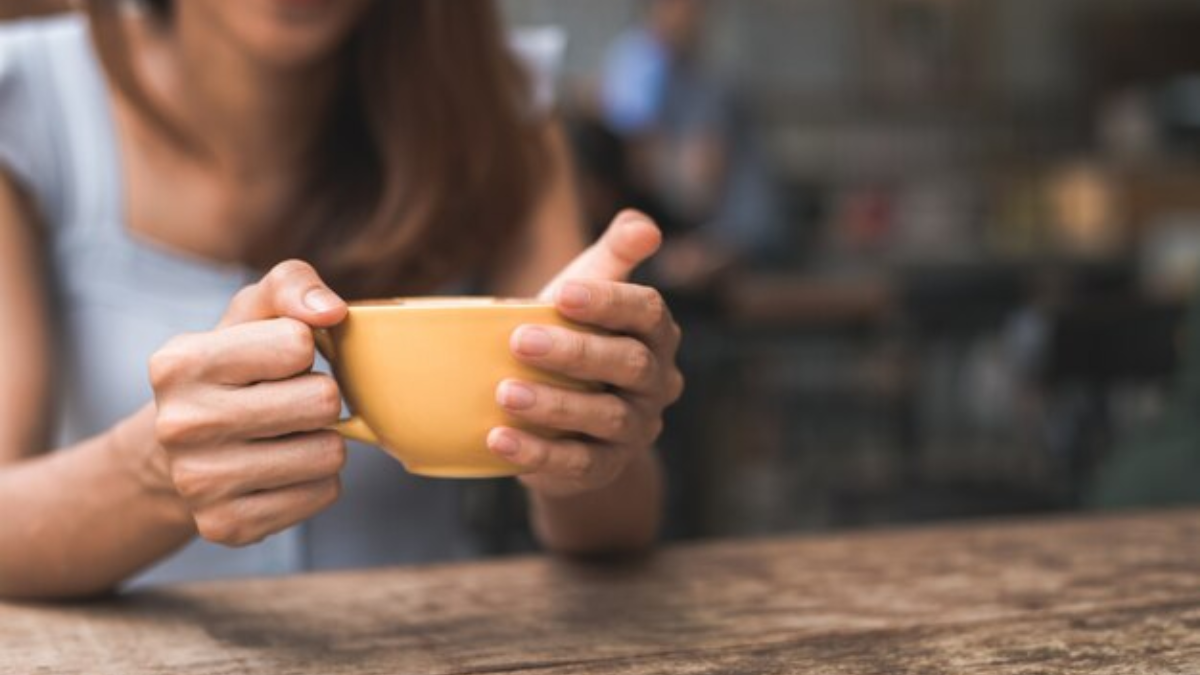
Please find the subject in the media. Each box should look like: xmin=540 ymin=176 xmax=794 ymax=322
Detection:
xmin=219 ymin=259 xmax=348 ymax=329
xmin=540 ymin=210 xmax=663 ymax=299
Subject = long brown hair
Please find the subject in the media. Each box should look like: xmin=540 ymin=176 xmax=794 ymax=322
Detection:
xmin=86 ymin=0 xmax=550 ymax=297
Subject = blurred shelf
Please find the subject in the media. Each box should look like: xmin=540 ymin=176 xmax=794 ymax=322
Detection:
xmin=720 ymin=272 xmax=893 ymax=329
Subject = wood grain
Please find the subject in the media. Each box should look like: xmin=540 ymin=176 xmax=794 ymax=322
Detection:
xmin=2 ymin=509 xmax=1199 ymax=674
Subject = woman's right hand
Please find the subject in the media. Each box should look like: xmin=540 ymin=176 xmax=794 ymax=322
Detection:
xmin=148 ymin=260 xmax=349 ymax=547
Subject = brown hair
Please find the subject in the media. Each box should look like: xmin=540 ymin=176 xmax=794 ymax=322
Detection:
xmin=86 ymin=0 xmax=550 ymax=297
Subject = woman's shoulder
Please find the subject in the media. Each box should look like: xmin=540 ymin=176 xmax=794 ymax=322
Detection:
xmin=0 ymin=12 xmax=90 ymax=105
xmin=0 ymin=12 xmax=90 ymax=222
xmin=0 ymin=11 xmax=87 ymax=58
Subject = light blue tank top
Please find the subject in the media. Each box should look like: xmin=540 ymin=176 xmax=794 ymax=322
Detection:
xmin=0 ymin=14 xmax=498 ymax=586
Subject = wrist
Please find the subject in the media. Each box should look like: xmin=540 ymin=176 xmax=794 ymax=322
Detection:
xmin=525 ymin=448 xmax=663 ymax=555
xmin=106 ymin=405 xmax=190 ymax=522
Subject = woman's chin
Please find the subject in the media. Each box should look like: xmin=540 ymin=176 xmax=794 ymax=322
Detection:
xmin=230 ymin=0 xmax=374 ymax=68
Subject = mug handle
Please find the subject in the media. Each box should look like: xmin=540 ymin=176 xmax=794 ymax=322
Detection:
xmin=313 ymin=328 xmax=382 ymax=446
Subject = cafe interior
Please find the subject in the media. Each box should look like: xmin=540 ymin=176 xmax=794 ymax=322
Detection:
xmin=497 ymin=0 xmax=1200 ymax=544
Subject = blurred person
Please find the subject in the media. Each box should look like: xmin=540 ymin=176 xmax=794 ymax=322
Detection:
xmin=564 ymin=111 xmax=682 ymax=245
xmin=600 ymin=0 xmax=787 ymax=292
xmin=0 ymin=0 xmax=684 ymax=600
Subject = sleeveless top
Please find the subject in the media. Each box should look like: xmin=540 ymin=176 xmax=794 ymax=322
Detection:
xmin=0 ymin=14 xmax=561 ymax=587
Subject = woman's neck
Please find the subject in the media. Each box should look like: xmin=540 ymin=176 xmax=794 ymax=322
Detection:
xmin=135 ymin=8 xmax=343 ymax=178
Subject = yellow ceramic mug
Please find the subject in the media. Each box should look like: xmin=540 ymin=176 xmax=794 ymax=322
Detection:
xmin=315 ymin=297 xmax=594 ymax=479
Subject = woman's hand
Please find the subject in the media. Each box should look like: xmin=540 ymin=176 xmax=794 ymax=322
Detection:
xmin=489 ymin=212 xmax=684 ymax=498
xmin=148 ymin=261 xmax=349 ymax=547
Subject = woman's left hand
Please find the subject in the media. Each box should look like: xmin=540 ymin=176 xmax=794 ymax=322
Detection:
xmin=488 ymin=212 xmax=684 ymax=498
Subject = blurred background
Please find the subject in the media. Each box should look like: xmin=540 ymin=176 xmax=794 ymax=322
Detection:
xmin=7 ymin=0 xmax=1200 ymax=545
xmin=501 ymin=0 xmax=1200 ymax=541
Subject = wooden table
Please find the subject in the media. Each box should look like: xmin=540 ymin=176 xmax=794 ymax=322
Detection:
xmin=3 ymin=510 xmax=1199 ymax=674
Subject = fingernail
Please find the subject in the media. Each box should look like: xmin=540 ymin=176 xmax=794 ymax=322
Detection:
xmin=559 ymin=283 xmax=592 ymax=309
xmin=498 ymin=381 xmax=536 ymax=410
xmin=304 ymin=288 xmax=342 ymax=313
xmin=489 ymin=429 xmax=520 ymax=457
xmin=516 ymin=326 xmax=553 ymax=357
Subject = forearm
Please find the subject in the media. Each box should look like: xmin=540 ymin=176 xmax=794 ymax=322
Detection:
xmin=0 ymin=405 xmax=195 ymax=600
xmin=527 ymin=449 xmax=663 ymax=556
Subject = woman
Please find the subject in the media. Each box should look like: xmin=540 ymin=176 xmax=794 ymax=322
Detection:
xmin=0 ymin=0 xmax=682 ymax=599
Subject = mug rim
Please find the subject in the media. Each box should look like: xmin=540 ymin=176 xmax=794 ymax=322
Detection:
xmin=347 ymin=296 xmax=553 ymax=311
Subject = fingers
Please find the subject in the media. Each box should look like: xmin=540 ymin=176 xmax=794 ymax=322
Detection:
xmin=220 ymin=259 xmax=347 ymax=329
xmin=150 ymin=318 xmax=317 ymax=387
xmin=154 ymin=373 xmax=343 ymax=447
xmin=497 ymin=379 xmax=654 ymax=444
xmin=192 ymin=476 xmax=342 ymax=547
xmin=487 ymin=426 xmax=626 ymax=493
xmin=552 ymin=281 xmax=681 ymax=351
xmin=510 ymin=325 xmax=661 ymax=393
xmin=168 ymin=431 xmax=347 ymax=505
xmin=151 ymin=259 xmax=349 ymax=548
xmin=540 ymin=211 xmax=662 ymax=298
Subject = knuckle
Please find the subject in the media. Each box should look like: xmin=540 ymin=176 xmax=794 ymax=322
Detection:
xmin=240 ymin=534 xmax=266 ymax=547
xmin=155 ymin=404 xmax=208 ymax=448
xmin=598 ymin=282 xmax=620 ymax=310
xmin=169 ymin=457 xmax=212 ymax=501
xmin=566 ymin=448 xmax=596 ymax=481
xmin=228 ymin=284 xmax=260 ymax=314
xmin=311 ymin=376 xmax=343 ymax=420
xmin=195 ymin=512 xmax=241 ymax=546
xmin=149 ymin=334 xmax=203 ymax=389
xmin=644 ymin=289 xmax=668 ymax=327
xmin=154 ymin=412 xmax=187 ymax=448
xmin=235 ymin=533 xmax=265 ymax=547
xmin=268 ymin=259 xmax=316 ymax=286
xmin=605 ymin=401 xmax=633 ymax=439
xmin=213 ymin=502 xmax=268 ymax=547
xmin=549 ymin=390 xmax=573 ymax=423
xmin=323 ymin=476 xmax=343 ymax=505
xmin=276 ymin=319 xmax=315 ymax=367
xmin=306 ymin=477 xmax=342 ymax=513
xmin=669 ymin=320 xmax=683 ymax=345
xmin=566 ymin=332 xmax=589 ymax=363
xmin=627 ymin=344 xmax=656 ymax=384
xmin=315 ymin=432 xmax=347 ymax=474
xmin=668 ymin=369 xmax=686 ymax=402
xmin=523 ymin=438 xmax=551 ymax=472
